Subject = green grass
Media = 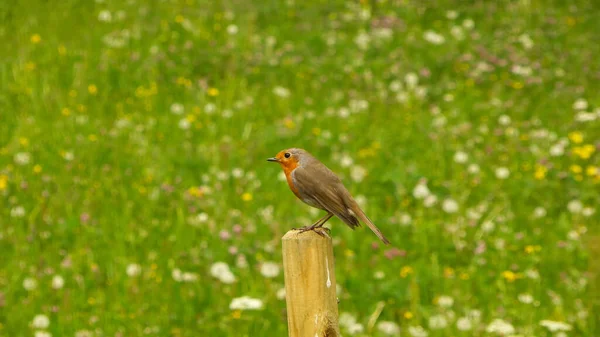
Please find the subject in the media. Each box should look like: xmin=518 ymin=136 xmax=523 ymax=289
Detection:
xmin=1 ymin=0 xmax=599 ymax=336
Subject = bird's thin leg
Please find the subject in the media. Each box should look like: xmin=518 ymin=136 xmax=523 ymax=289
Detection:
xmin=298 ymin=213 xmax=333 ymax=234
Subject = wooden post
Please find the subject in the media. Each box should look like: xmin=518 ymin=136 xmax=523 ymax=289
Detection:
xmin=282 ymin=229 xmax=340 ymax=337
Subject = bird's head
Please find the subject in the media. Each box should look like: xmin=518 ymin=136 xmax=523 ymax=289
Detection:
xmin=267 ymin=148 xmax=307 ymax=172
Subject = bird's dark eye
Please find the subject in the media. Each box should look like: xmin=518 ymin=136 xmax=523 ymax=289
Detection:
xmin=284 ymin=153 xmax=291 ymax=158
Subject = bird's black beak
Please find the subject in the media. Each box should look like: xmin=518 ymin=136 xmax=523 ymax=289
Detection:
xmin=267 ymin=157 xmax=279 ymax=162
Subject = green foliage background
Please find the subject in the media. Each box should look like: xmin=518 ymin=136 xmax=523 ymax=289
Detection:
xmin=0 ymin=0 xmax=598 ymax=336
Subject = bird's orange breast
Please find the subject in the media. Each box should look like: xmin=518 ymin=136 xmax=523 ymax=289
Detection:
xmin=282 ymin=162 xmax=302 ymax=199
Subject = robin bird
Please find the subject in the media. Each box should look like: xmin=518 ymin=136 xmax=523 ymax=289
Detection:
xmin=268 ymin=148 xmax=390 ymax=245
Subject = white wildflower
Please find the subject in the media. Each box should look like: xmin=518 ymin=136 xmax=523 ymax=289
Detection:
xmin=482 ymin=220 xmax=495 ymax=232
xmin=23 ymin=277 xmax=37 ymax=290
xmin=446 ymin=10 xmax=458 ymax=19
xmin=423 ymin=194 xmax=438 ymax=208
xmin=32 ymin=314 xmax=50 ymax=329
xmin=51 ymin=275 xmax=64 ymax=289
xmin=572 ymin=98 xmax=588 ymax=110
xmin=540 ymin=320 xmax=572 ymax=332
xmin=231 ymin=168 xmax=244 ymax=178
xmin=429 ymin=314 xmax=448 ymax=329
xmin=437 ymin=295 xmax=454 ymax=308
xmin=399 ymin=213 xmax=412 ymax=226
xmin=408 ymin=326 xmax=428 ymax=337
xmin=172 ymin=268 xmax=182 ymax=282
xmin=498 ymin=115 xmax=511 ymax=125
xmin=229 ymin=296 xmax=263 ymax=310
xmin=354 ymin=31 xmax=371 ymax=50
xmin=75 ymin=330 xmax=94 ymax=337
xmin=178 ymin=118 xmax=190 ymax=130
xmin=549 ymin=143 xmax=565 ymax=156
xmin=35 ymin=332 xmax=52 ymax=337
xmin=350 ymin=165 xmax=367 ymax=182
xmin=339 ymin=312 xmax=358 ymax=329
xmin=495 ymin=167 xmax=510 ymax=179
xmin=14 ymin=152 xmax=31 ymax=165
xmin=204 ymin=103 xmax=216 ymax=114
xmin=518 ymin=34 xmax=534 ymax=49
xmin=413 ymin=181 xmax=430 ymax=199
xmin=442 ymin=199 xmax=459 ymax=214
xmin=468 ymin=163 xmax=480 ymax=174
xmin=456 ymin=317 xmax=472 ymax=331
xmin=567 ymin=200 xmax=583 ymax=214
xmin=377 ymin=321 xmax=400 ymax=335
xmin=582 ymin=207 xmax=595 ymax=217
xmin=170 ymin=103 xmax=184 ymax=115
xmin=405 ymin=72 xmax=419 ymax=88
xmin=340 ymin=154 xmax=354 ymax=168
xmin=126 ymin=263 xmax=141 ymax=277
xmin=518 ymin=293 xmax=534 ymax=304
xmin=424 ymin=30 xmax=445 ymax=45
xmin=182 ymin=272 xmax=198 ymax=282
xmin=273 ymin=86 xmax=290 ymax=98
xmin=276 ymin=287 xmax=286 ymax=300
xmin=98 ymin=10 xmax=112 ymax=22
xmin=451 ymin=26 xmax=465 ymax=40
xmin=533 ymin=207 xmax=547 ymax=218
xmin=453 ymin=151 xmax=468 ymax=163
xmin=11 ymin=206 xmax=25 ymax=218
xmin=347 ymin=322 xmax=365 ymax=335
xmin=227 ymin=24 xmax=238 ymax=35
xmin=486 ymin=319 xmax=515 ymax=335
xmin=389 ymin=80 xmax=403 ymax=92
xmin=260 ymin=261 xmax=280 ymax=278
xmin=462 ymin=19 xmax=475 ymax=29
xmin=210 ymin=262 xmax=236 ymax=284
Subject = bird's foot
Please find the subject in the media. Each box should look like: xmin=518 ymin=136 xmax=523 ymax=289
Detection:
xmin=296 ymin=225 xmax=330 ymax=237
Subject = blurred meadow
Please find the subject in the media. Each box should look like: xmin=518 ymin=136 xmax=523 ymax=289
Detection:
xmin=1 ymin=0 xmax=599 ymax=336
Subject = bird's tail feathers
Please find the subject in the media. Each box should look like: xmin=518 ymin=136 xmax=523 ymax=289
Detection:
xmin=353 ymin=205 xmax=391 ymax=245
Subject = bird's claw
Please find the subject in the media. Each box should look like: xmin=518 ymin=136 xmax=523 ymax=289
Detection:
xmin=296 ymin=226 xmax=330 ymax=237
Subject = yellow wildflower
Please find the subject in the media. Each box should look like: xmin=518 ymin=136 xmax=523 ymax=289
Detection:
xmin=400 ymin=266 xmax=413 ymax=278
xmin=534 ymin=165 xmax=547 ymax=180
xmin=502 ymin=270 xmax=518 ymax=282
xmin=207 ymin=88 xmax=219 ymax=96
xmin=88 ymin=84 xmax=98 ymax=95
xmin=61 ymin=108 xmax=71 ymax=116
xmin=0 ymin=175 xmax=7 ymax=190
xmin=586 ymin=166 xmax=598 ymax=176
xmin=241 ymin=192 xmax=252 ymax=201
xmin=58 ymin=45 xmax=67 ymax=55
xmin=283 ymin=118 xmax=295 ymax=129
xmin=312 ymin=128 xmax=321 ymax=136
xmin=443 ymin=267 xmax=455 ymax=278
xmin=88 ymin=134 xmax=98 ymax=142
xmin=511 ymin=81 xmax=524 ymax=89
xmin=404 ymin=311 xmax=413 ymax=319
xmin=187 ymin=187 xmax=204 ymax=198
xmin=175 ymin=15 xmax=185 ymax=23
xmin=19 ymin=138 xmax=29 ymax=147
xmin=33 ymin=165 xmax=42 ymax=174
xmin=25 ymin=62 xmax=36 ymax=71
xmin=459 ymin=272 xmax=470 ymax=280
xmin=572 ymin=144 xmax=595 ymax=160
xmin=344 ymin=249 xmax=355 ymax=257
xmin=570 ymin=165 xmax=582 ymax=174
xmin=30 ymin=34 xmax=41 ymax=44
xmin=232 ymin=310 xmax=241 ymax=319
xmin=568 ymin=131 xmax=583 ymax=144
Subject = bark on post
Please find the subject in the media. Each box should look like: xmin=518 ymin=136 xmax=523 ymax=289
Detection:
xmin=282 ymin=229 xmax=340 ymax=337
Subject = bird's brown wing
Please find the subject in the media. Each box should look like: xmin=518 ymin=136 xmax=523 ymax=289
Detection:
xmin=292 ymin=165 xmax=360 ymax=229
